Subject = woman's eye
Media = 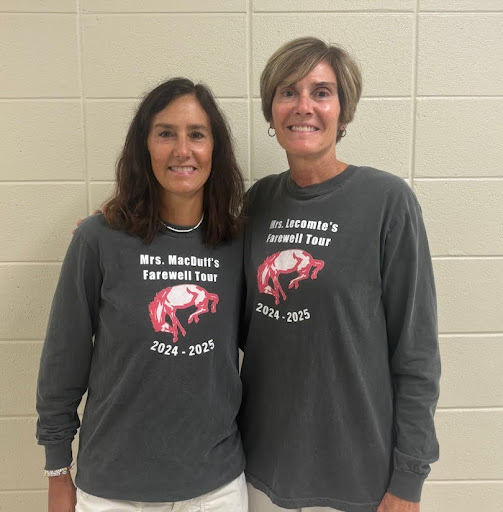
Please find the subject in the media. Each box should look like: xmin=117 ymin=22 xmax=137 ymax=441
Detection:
xmin=315 ymin=89 xmax=330 ymax=98
xmin=190 ymin=132 xmax=204 ymax=139
xmin=283 ymin=89 xmax=294 ymax=97
xmin=159 ymin=131 xmax=173 ymax=138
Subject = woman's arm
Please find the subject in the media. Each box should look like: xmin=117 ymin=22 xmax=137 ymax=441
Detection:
xmin=48 ymin=474 xmax=77 ymax=512
xmin=36 ymin=230 xmax=102 ymax=474
xmin=381 ymin=193 xmax=440 ymax=504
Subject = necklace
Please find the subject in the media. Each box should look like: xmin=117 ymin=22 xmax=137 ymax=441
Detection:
xmin=160 ymin=213 xmax=204 ymax=233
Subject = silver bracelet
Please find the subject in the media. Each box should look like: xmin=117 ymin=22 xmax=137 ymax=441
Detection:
xmin=44 ymin=464 xmax=73 ymax=477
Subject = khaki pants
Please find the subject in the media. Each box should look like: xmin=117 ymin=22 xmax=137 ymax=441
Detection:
xmin=75 ymin=473 xmax=248 ymax=512
xmin=247 ymin=483 xmax=343 ymax=512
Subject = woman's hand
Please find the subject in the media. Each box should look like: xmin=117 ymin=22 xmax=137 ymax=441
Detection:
xmin=377 ymin=492 xmax=420 ymax=512
xmin=48 ymin=473 xmax=76 ymax=512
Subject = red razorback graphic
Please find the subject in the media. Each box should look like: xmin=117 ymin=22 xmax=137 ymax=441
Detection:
xmin=257 ymin=249 xmax=324 ymax=305
xmin=148 ymin=284 xmax=219 ymax=342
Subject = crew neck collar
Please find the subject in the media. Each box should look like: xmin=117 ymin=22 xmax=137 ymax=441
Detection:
xmin=160 ymin=219 xmax=204 ymax=238
xmin=285 ymin=164 xmax=357 ymax=199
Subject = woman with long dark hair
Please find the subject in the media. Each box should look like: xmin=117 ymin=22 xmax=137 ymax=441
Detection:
xmin=36 ymin=78 xmax=247 ymax=512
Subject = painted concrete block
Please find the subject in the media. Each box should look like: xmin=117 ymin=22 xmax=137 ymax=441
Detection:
xmin=86 ymin=100 xmax=138 ymax=181
xmin=0 ymin=101 xmax=84 ymax=181
xmin=418 ymin=14 xmax=503 ymax=95
xmin=0 ymin=492 xmax=47 ymax=512
xmin=422 ymin=482 xmax=503 ymax=512
xmin=0 ymin=184 xmax=87 ymax=262
xmin=430 ymin=410 xmax=503 ymax=480
xmin=82 ymin=15 xmax=247 ymax=98
xmin=0 ymin=342 xmax=43 ymax=416
xmin=338 ymin=99 xmax=412 ymax=178
xmin=90 ymin=183 xmax=115 ymax=212
xmin=0 ymin=264 xmax=61 ymax=339
xmin=218 ymin=99 xmax=249 ymax=179
xmin=0 ymin=418 xmax=80 ymax=491
xmin=0 ymin=1 xmax=75 ymax=12
xmin=82 ymin=0 xmax=246 ymax=11
xmin=0 ymin=418 xmax=46 ymax=490
xmin=420 ymin=0 xmax=503 ymax=11
xmin=415 ymin=180 xmax=503 ymax=256
xmin=438 ymin=336 xmax=503 ymax=408
xmin=0 ymin=15 xmax=79 ymax=97
xmin=415 ymin=99 xmax=503 ymax=178
xmin=434 ymin=259 xmax=503 ymax=333
xmin=253 ymin=0 xmax=414 ymax=11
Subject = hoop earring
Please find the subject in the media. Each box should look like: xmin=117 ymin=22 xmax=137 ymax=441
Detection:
xmin=339 ymin=128 xmax=347 ymax=138
xmin=268 ymin=127 xmax=276 ymax=137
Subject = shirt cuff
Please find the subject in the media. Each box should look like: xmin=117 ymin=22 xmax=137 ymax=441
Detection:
xmin=387 ymin=466 xmax=426 ymax=503
xmin=44 ymin=443 xmax=73 ymax=471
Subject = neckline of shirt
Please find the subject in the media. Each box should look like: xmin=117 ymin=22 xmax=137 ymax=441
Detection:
xmin=160 ymin=220 xmax=204 ymax=238
xmin=285 ymin=164 xmax=358 ymax=199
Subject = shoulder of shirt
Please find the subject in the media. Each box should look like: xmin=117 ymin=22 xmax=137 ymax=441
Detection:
xmin=354 ymin=166 xmax=408 ymax=190
xmin=354 ymin=166 xmax=419 ymax=208
xmin=73 ymin=213 xmax=116 ymax=247
xmin=247 ymin=170 xmax=288 ymax=200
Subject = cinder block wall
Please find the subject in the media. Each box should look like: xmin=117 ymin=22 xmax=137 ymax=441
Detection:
xmin=1 ymin=1 xmax=502 ymax=511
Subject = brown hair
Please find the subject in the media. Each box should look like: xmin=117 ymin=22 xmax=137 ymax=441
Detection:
xmin=260 ymin=37 xmax=362 ymax=142
xmin=103 ymin=78 xmax=244 ymax=245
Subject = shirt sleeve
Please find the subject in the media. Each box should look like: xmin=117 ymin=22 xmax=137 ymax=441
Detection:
xmin=36 ymin=231 xmax=102 ymax=470
xmin=240 ymin=187 xmax=254 ymax=352
xmin=381 ymin=193 xmax=441 ymax=502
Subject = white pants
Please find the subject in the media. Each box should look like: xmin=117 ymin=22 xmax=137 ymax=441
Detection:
xmin=76 ymin=473 xmax=248 ymax=512
xmin=247 ymin=483 xmax=343 ymax=512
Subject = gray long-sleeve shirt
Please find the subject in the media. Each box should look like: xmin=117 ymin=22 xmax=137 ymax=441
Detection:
xmin=239 ymin=166 xmax=440 ymax=512
xmin=36 ymin=214 xmax=245 ymax=501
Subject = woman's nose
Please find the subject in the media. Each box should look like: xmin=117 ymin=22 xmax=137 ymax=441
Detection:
xmin=174 ymin=138 xmax=190 ymax=158
xmin=295 ymin=92 xmax=313 ymax=115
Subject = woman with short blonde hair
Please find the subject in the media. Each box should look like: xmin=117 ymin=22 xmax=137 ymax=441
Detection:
xmin=260 ymin=36 xmax=362 ymax=143
xmin=240 ymin=37 xmax=439 ymax=512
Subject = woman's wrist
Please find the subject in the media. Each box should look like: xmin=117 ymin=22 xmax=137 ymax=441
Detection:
xmin=44 ymin=464 xmax=73 ymax=477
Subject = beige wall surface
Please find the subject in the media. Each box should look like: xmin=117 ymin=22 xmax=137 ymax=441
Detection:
xmin=1 ymin=1 xmax=502 ymax=511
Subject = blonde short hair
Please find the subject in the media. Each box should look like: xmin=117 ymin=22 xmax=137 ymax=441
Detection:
xmin=260 ymin=37 xmax=362 ymax=142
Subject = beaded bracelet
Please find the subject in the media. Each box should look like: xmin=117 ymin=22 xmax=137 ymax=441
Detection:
xmin=44 ymin=464 xmax=73 ymax=477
